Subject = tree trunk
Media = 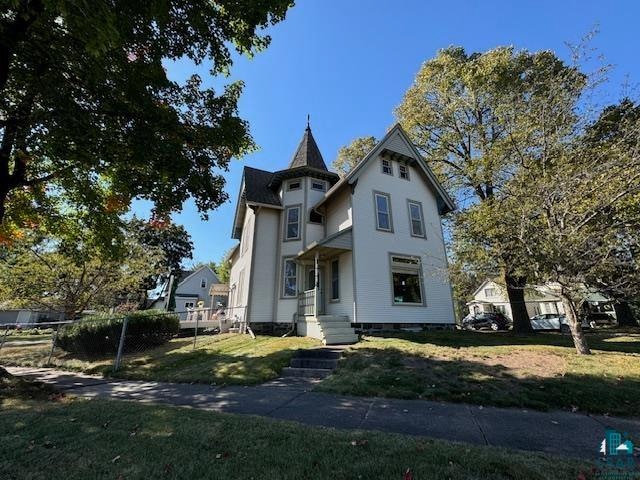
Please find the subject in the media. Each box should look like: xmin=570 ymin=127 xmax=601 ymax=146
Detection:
xmin=614 ymin=301 xmax=638 ymax=327
xmin=559 ymin=292 xmax=591 ymax=355
xmin=504 ymin=272 xmax=533 ymax=333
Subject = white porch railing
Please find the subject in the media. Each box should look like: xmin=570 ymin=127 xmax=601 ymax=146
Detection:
xmin=183 ymin=306 xmax=248 ymax=334
xmin=298 ymin=288 xmax=324 ymax=317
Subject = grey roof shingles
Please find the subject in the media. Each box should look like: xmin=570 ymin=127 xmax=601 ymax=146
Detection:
xmin=288 ymin=126 xmax=328 ymax=170
xmin=243 ymin=166 xmax=282 ymax=207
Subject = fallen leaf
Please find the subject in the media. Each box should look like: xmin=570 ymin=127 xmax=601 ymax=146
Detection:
xmin=102 ymin=421 xmax=110 ymax=429
xmin=350 ymin=439 xmax=368 ymax=447
xmin=551 ymin=420 xmax=559 ymax=425
xmin=403 ymin=468 xmax=413 ymax=480
xmin=111 ymin=455 xmax=121 ymax=463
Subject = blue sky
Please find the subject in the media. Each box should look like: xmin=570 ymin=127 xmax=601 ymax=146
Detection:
xmin=136 ymin=0 xmax=639 ymax=266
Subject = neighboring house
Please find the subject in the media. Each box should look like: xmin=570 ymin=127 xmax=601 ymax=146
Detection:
xmin=150 ymin=265 xmax=221 ymax=320
xmin=467 ymin=279 xmax=617 ymax=323
xmin=227 ymin=123 xmax=456 ymax=344
xmin=0 ymin=309 xmax=64 ymax=325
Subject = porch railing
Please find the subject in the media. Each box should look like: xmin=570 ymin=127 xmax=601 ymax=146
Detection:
xmin=298 ymin=289 xmax=315 ymax=316
xmin=298 ymin=288 xmax=325 ymax=317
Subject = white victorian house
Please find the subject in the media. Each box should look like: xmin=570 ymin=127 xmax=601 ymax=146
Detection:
xmin=227 ymin=123 xmax=456 ymax=344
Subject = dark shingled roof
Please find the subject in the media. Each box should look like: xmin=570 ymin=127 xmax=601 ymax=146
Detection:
xmin=243 ymin=166 xmax=282 ymax=207
xmin=288 ymin=126 xmax=328 ymax=170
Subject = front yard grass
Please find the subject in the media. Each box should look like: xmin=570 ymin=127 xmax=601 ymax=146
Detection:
xmin=318 ymin=330 xmax=640 ymax=417
xmin=0 ymin=334 xmax=319 ymax=385
xmin=0 ymin=394 xmax=594 ymax=480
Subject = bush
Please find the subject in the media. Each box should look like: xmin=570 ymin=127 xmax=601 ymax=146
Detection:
xmin=56 ymin=310 xmax=179 ymax=356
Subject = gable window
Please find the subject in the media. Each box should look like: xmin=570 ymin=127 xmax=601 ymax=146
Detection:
xmin=287 ymin=180 xmax=301 ymax=191
xmin=282 ymin=258 xmax=297 ymax=297
xmin=381 ymin=158 xmax=393 ymax=175
xmin=201 ymin=278 xmax=207 ymax=289
xmin=484 ymin=288 xmax=496 ymax=298
xmin=311 ymin=181 xmax=326 ymax=192
xmin=309 ymin=210 xmax=324 ymax=224
xmin=285 ymin=206 xmax=301 ymax=240
xmin=331 ymin=259 xmax=340 ymax=301
xmin=407 ymin=200 xmax=425 ymax=238
xmin=399 ymin=164 xmax=410 ymax=180
xmin=390 ymin=255 xmax=424 ymax=305
xmin=374 ymin=192 xmax=393 ymax=232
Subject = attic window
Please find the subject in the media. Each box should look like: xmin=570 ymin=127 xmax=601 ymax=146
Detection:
xmin=309 ymin=210 xmax=324 ymax=224
xmin=311 ymin=181 xmax=326 ymax=192
xmin=382 ymin=159 xmax=393 ymax=176
xmin=287 ymin=181 xmax=301 ymax=191
xmin=201 ymin=278 xmax=207 ymax=288
xmin=399 ymin=164 xmax=410 ymax=180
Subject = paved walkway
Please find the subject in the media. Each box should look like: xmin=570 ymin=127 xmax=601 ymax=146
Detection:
xmin=7 ymin=366 xmax=640 ymax=460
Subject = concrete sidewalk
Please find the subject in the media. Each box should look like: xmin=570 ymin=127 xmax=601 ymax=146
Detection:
xmin=7 ymin=366 xmax=640 ymax=460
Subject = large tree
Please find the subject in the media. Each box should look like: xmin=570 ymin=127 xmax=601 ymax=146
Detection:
xmin=0 ymin=225 xmax=162 ymax=319
xmin=332 ymin=136 xmax=377 ymax=177
xmin=464 ymin=99 xmax=640 ymax=354
xmin=0 ymin=0 xmax=292 ymax=241
xmin=395 ymin=46 xmax=586 ymax=332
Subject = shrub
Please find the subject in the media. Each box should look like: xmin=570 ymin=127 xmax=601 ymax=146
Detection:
xmin=56 ymin=310 xmax=179 ymax=356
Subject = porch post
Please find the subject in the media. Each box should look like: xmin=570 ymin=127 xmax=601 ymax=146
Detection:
xmin=314 ymin=252 xmax=319 ymax=317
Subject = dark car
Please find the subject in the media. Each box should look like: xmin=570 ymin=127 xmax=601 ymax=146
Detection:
xmin=461 ymin=312 xmax=512 ymax=331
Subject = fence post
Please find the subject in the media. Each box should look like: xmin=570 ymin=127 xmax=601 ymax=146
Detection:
xmin=0 ymin=325 xmax=9 ymax=356
xmin=114 ymin=316 xmax=129 ymax=372
xmin=193 ymin=310 xmax=199 ymax=349
xmin=46 ymin=327 xmax=59 ymax=367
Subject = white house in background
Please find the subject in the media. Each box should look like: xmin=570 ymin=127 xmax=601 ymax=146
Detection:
xmin=227 ymin=123 xmax=456 ymax=344
xmin=467 ymin=279 xmax=617 ymax=323
xmin=150 ymin=265 xmax=221 ymax=320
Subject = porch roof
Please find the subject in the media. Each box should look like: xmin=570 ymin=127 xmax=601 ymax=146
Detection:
xmin=296 ymin=227 xmax=352 ymax=261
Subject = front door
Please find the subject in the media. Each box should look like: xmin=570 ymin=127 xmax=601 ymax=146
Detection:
xmin=307 ymin=267 xmax=325 ymax=314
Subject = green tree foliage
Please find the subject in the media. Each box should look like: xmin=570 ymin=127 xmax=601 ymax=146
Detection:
xmin=0 ymin=0 xmax=293 ymax=242
xmin=0 ymin=222 xmax=163 ymax=319
xmin=396 ymin=46 xmax=586 ymax=332
xmin=128 ymin=216 xmax=193 ymax=297
xmin=332 ymin=136 xmax=377 ymax=177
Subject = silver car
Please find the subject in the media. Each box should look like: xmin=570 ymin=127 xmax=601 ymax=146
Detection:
xmin=530 ymin=313 xmax=590 ymax=332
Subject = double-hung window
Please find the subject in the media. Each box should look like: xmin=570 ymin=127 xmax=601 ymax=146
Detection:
xmin=200 ymin=278 xmax=207 ymax=288
xmin=282 ymin=259 xmax=297 ymax=297
xmin=399 ymin=164 xmax=410 ymax=180
xmin=381 ymin=158 xmax=393 ymax=175
xmin=374 ymin=192 xmax=393 ymax=232
xmin=331 ymin=259 xmax=339 ymax=301
xmin=285 ymin=206 xmax=301 ymax=240
xmin=390 ymin=255 xmax=424 ymax=305
xmin=407 ymin=200 xmax=425 ymax=238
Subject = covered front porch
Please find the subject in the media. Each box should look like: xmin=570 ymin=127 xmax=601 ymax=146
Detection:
xmin=294 ymin=228 xmax=357 ymax=345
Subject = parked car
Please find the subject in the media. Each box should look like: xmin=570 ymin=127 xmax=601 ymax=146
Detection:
xmin=530 ymin=313 xmax=590 ymax=332
xmin=461 ymin=312 xmax=512 ymax=331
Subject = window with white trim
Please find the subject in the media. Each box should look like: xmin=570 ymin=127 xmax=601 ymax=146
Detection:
xmin=285 ymin=206 xmax=300 ymax=240
xmin=390 ymin=255 xmax=423 ymax=305
xmin=311 ymin=180 xmax=326 ymax=192
xmin=185 ymin=301 xmax=195 ymax=309
xmin=282 ymin=259 xmax=297 ymax=297
xmin=287 ymin=180 xmax=301 ymax=191
xmin=484 ymin=288 xmax=496 ymax=298
xmin=331 ymin=259 xmax=339 ymax=301
xmin=407 ymin=200 xmax=425 ymax=238
xmin=381 ymin=158 xmax=393 ymax=175
xmin=399 ymin=164 xmax=410 ymax=180
xmin=201 ymin=278 xmax=207 ymax=288
xmin=374 ymin=192 xmax=392 ymax=231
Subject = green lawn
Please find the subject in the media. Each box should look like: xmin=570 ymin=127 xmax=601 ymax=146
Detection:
xmin=318 ymin=330 xmax=640 ymax=417
xmin=0 ymin=334 xmax=320 ymax=385
xmin=0 ymin=393 xmax=594 ymax=480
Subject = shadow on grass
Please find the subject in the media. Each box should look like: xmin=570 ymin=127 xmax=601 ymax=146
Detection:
xmin=366 ymin=330 xmax=640 ymax=354
xmin=318 ymin=346 xmax=640 ymax=417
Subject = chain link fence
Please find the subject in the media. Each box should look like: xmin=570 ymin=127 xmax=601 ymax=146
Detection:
xmin=0 ymin=306 xmax=250 ymax=374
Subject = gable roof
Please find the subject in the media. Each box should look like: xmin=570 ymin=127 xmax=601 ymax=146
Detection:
xmin=288 ymin=126 xmax=328 ymax=170
xmin=313 ymin=124 xmax=456 ymax=215
xmin=177 ymin=265 xmax=219 ymax=287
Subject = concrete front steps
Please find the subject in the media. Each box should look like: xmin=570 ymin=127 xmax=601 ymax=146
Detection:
xmin=281 ymin=348 xmax=342 ymax=379
xmin=298 ymin=315 xmax=358 ymax=345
